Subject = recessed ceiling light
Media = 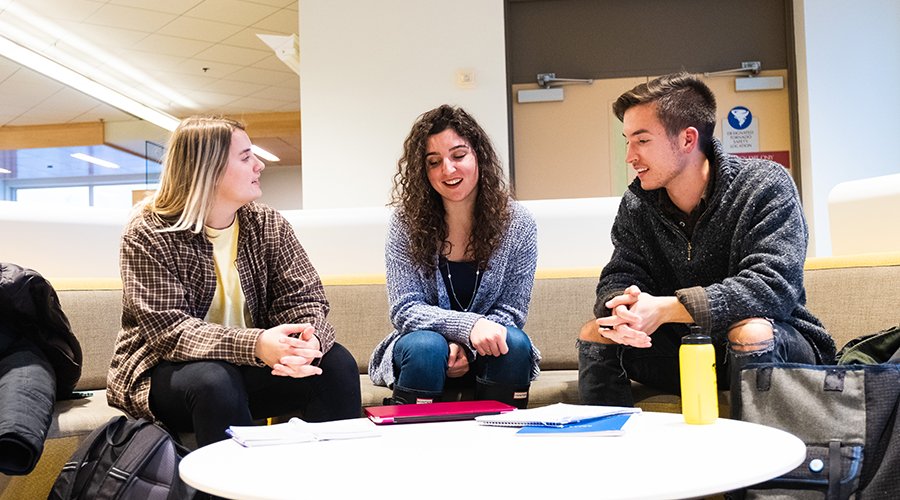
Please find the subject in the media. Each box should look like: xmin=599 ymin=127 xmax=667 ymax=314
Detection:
xmin=71 ymin=153 xmax=120 ymax=169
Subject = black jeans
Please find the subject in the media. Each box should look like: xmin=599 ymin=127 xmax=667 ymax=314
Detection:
xmin=0 ymin=337 xmax=56 ymax=475
xmin=149 ymin=342 xmax=361 ymax=448
xmin=577 ymin=320 xmax=817 ymax=414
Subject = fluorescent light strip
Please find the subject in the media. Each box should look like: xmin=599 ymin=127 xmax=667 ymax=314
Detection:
xmin=0 ymin=35 xmax=282 ymax=162
xmin=251 ymin=145 xmax=280 ymax=162
xmin=0 ymin=34 xmax=181 ymax=131
xmin=3 ymin=3 xmax=197 ymax=109
xmin=0 ymin=168 xmax=11 ymax=174
xmin=71 ymin=153 xmax=120 ymax=169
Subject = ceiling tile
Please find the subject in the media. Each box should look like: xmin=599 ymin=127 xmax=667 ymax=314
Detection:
xmin=0 ymin=69 xmax=67 ymax=106
xmin=243 ymin=0 xmax=297 ymax=8
xmin=15 ymin=87 xmax=106 ymax=124
xmin=226 ymin=65 xmax=295 ymax=86
xmin=83 ymin=4 xmax=177 ymax=33
xmin=225 ymin=95 xmax=294 ymax=113
xmin=221 ymin=27 xmax=289 ymax=50
xmin=252 ymin=8 xmax=298 ymax=33
xmin=157 ymin=16 xmax=244 ymax=43
xmin=204 ymin=79 xmax=269 ymax=97
xmin=105 ymin=0 xmax=204 ymax=16
xmin=131 ymin=34 xmax=214 ymax=58
xmin=183 ymin=0 xmax=278 ymax=26
xmin=112 ymin=50 xmax=188 ymax=74
xmin=252 ymin=54 xmax=295 ymax=72
xmin=57 ymin=22 xmax=149 ymax=49
xmin=73 ymin=103 xmax=134 ymax=123
xmin=172 ymin=57 xmax=244 ymax=78
xmin=251 ymin=85 xmax=298 ymax=102
xmin=9 ymin=0 xmax=106 ymax=23
xmin=192 ymin=43 xmax=271 ymax=66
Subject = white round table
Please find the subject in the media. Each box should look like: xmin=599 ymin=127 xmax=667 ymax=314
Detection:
xmin=179 ymin=411 xmax=805 ymax=500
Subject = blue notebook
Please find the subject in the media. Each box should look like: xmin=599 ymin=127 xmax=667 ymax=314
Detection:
xmin=516 ymin=413 xmax=633 ymax=436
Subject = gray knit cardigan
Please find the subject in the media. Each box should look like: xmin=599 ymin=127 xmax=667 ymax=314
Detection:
xmin=368 ymin=201 xmax=541 ymax=387
xmin=595 ymin=138 xmax=836 ymax=363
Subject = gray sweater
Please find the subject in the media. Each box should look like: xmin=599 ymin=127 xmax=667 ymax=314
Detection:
xmin=368 ymin=201 xmax=541 ymax=387
xmin=595 ymin=139 xmax=836 ymax=363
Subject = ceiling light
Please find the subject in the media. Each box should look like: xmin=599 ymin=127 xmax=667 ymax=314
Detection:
xmin=252 ymin=145 xmax=280 ymax=162
xmin=0 ymin=168 xmax=11 ymax=174
xmin=0 ymin=35 xmax=181 ymax=131
xmin=1 ymin=3 xmax=196 ymax=109
xmin=71 ymin=153 xmax=120 ymax=169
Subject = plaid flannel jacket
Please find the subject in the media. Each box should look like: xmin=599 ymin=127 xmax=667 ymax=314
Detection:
xmin=107 ymin=202 xmax=334 ymax=419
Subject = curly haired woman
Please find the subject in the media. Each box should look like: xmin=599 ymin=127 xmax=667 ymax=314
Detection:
xmin=368 ymin=105 xmax=539 ymax=408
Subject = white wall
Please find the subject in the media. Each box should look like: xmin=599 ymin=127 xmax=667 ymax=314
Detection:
xmin=298 ymin=0 xmax=509 ymax=209
xmin=794 ymin=0 xmax=900 ymax=256
xmin=260 ymin=166 xmax=303 ymax=210
xmin=0 ymin=198 xmax=618 ymax=280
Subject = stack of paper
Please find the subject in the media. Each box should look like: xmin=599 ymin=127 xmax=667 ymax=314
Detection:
xmin=227 ymin=418 xmax=379 ymax=447
xmin=475 ymin=403 xmax=640 ymax=436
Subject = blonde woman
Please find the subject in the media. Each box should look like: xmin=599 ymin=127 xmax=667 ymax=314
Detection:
xmin=107 ymin=116 xmax=360 ymax=447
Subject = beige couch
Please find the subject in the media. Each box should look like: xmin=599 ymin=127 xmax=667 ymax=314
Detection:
xmin=2 ymin=253 xmax=899 ymax=498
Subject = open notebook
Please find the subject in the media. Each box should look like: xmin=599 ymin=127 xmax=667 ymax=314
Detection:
xmin=475 ymin=403 xmax=640 ymax=428
xmin=365 ymin=400 xmax=515 ymax=425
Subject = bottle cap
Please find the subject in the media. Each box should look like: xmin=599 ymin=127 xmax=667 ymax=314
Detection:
xmin=682 ymin=325 xmax=711 ymax=344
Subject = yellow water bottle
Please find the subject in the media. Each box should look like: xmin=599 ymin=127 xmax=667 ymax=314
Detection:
xmin=679 ymin=326 xmax=718 ymax=424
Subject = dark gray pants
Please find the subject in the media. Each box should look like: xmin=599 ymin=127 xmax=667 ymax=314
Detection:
xmin=577 ymin=320 xmax=817 ymax=415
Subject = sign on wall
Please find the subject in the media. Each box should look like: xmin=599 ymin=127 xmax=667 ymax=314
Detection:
xmin=723 ymin=106 xmax=759 ymax=153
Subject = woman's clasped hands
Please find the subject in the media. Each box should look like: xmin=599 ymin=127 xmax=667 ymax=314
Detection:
xmin=255 ymin=324 xmax=323 ymax=377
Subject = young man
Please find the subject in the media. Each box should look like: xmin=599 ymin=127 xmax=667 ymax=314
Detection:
xmin=577 ymin=72 xmax=835 ymax=410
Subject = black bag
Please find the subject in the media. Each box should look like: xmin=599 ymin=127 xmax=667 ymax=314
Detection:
xmin=48 ymin=416 xmax=195 ymax=500
xmin=736 ymin=351 xmax=900 ymax=498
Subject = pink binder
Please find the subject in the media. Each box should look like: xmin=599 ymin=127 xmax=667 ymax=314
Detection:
xmin=365 ymin=400 xmax=515 ymax=425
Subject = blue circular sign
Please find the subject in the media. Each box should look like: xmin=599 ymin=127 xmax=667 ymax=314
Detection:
xmin=727 ymin=106 xmax=753 ymax=130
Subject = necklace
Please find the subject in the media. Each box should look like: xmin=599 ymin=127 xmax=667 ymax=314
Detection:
xmin=444 ymin=260 xmax=481 ymax=312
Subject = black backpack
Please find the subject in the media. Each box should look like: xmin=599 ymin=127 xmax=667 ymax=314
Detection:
xmin=48 ymin=416 xmax=195 ymax=500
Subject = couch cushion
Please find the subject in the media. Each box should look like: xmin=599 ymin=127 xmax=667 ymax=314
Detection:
xmin=55 ymin=289 xmax=122 ymax=392
xmin=323 ymin=281 xmax=392 ymax=374
xmin=805 ymin=257 xmax=900 ymax=350
xmin=526 ymin=275 xmax=597 ymax=370
xmin=49 ymin=390 xmax=125 ymax=439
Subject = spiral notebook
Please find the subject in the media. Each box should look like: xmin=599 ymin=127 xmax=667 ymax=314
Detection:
xmin=475 ymin=403 xmax=640 ymax=428
xmin=365 ymin=400 xmax=515 ymax=425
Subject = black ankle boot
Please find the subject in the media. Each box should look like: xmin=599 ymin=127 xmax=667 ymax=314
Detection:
xmin=475 ymin=380 xmax=530 ymax=409
xmin=577 ymin=339 xmax=634 ymax=406
xmin=383 ymin=385 xmax=441 ymax=405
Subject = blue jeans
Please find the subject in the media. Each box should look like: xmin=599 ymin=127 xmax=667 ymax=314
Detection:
xmin=577 ymin=320 xmax=817 ymax=414
xmin=392 ymin=328 xmax=533 ymax=397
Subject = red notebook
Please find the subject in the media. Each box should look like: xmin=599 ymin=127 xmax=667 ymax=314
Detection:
xmin=365 ymin=400 xmax=515 ymax=425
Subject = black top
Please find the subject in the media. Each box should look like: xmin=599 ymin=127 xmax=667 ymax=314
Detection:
xmin=439 ymin=258 xmax=481 ymax=312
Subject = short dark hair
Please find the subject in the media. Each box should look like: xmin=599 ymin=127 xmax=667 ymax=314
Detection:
xmin=613 ymin=72 xmax=717 ymax=154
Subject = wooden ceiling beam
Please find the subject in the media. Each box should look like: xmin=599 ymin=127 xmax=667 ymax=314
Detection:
xmin=0 ymin=122 xmax=104 ymax=150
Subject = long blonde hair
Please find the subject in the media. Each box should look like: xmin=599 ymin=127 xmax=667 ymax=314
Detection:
xmin=149 ymin=116 xmax=245 ymax=233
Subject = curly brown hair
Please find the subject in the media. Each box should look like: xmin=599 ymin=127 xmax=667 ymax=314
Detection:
xmin=391 ymin=105 xmax=511 ymax=271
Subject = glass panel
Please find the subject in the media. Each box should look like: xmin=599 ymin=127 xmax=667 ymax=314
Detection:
xmin=93 ymin=183 xmax=159 ymax=208
xmin=14 ymin=186 xmax=89 ymax=207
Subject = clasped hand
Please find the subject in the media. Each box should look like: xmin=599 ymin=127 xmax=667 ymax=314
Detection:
xmin=255 ymin=324 xmax=323 ymax=377
xmin=595 ymin=285 xmax=669 ymax=348
xmin=469 ymin=318 xmax=508 ymax=357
